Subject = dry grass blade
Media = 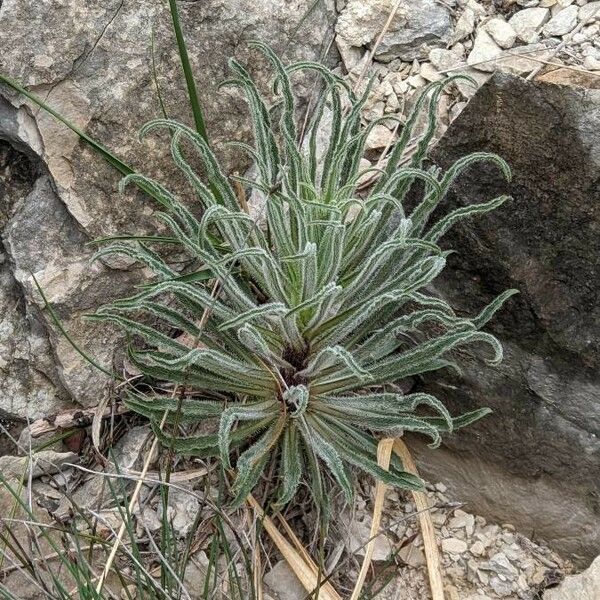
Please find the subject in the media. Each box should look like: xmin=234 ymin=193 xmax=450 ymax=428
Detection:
xmin=95 ymin=411 xmax=168 ymax=593
xmin=394 ymin=439 xmax=445 ymax=600
xmin=247 ymin=495 xmax=342 ymax=600
xmin=350 ymin=437 xmax=394 ymax=600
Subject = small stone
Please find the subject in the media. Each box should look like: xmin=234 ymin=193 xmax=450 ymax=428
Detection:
xmin=429 ymin=47 xmax=464 ymax=71
xmin=451 ymin=8 xmax=477 ymax=42
xmin=264 ymin=561 xmax=306 ymax=600
xmin=579 ymin=2 xmax=600 ymax=23
xmin=385 ymin=92 xmax=400 ymax=112
xmin=121 ymin=585 xmax=137 ymax=600
xmin=420 ymin=62 xmax=443 ymax=82
xmin=366 ymin=124 xmax=395 ymax=150
xmin=442 ymin=538 xmax=468 ymax=554
xmin=449 ymin=100 xmax=467 ymax=122
xmin=466 ymin=0 xmax=486 ymax=15
xmin=485 ymin=17 xmax=517 ymax=48
xmin=543 ymin=5 xmax=578 ymax=35
xmin=407 ymin=74 xmax=427 ymax=88
xmin=335 ymin=36 xmax=365 ymax=72
xmin=399 ymin=542 xmax=427 ymax=567
xmin=539 ymin=0 xmax=557 ymax=6
xmin=345 ymin=517 xmax=393 ymax=561
xmin=486 ymin=552 xmax=519 ymax=580
xmin=518 ymin=0 xmax=540 ymax=6
xmin=467 ymin=29 xmax=503 ymax=72
xmin=509 ymin=7 xmax=550 ymax=43
xmin=156 ymin=484 xmax=200 ymax=537
xmin=494 ymin=41 xmax=558 ymax=75
xmin=470 ymin=541 xmax=486 ymax=556
xmin=489 ymin=575 xmax=514 ymax=597
xmin=584 ymin=56 xmax=600 ymax=70
xmin=448 ymin=509 xmax=476 ymax=533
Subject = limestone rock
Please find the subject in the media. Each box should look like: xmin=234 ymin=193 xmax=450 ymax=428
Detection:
xmin=418 ymin=73 xmax=600 ymax=564
xmin=0 ymin=450 xmax=77 ymax=481
xmin=0 ymin=0 xmax=335 ymax=419
xmin=336 ymin=0 xmax=453 ymax=62
xmin=543 ymin=5 xmax=578 ymax=35
xmin=264 ymin=561 xmax=306 ymax=600
xmin=509 ymin=7 xmax=551 ymax=42
xmin=442 ymin=538 xmax=469 ymax=554
xmin=451 ymin=8 xmax=477 ymax=43
xmin=578 ymin=2 xmax=600 ymax=23
xmin=485 ymin=17 xmax=517 ymax=49
xmin=467 ymin=29 xmax=503 ymax=72
xmin=429 ymin=47 xmax=465 ymax=71
xmin=544 ymin=555 xmax=600 ymax=599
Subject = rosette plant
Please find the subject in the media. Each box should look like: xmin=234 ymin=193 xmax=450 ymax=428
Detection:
xmin=88 ymin=43 xmax=516 ymax=508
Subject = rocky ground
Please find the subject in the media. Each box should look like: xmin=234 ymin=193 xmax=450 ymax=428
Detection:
xmin=265 ymin=481 xmax=570 ymax=600
xmin=336 ymin=0 xmax=600 ymax=154
xmin=0 ymin=426 xmax=572 ymax=599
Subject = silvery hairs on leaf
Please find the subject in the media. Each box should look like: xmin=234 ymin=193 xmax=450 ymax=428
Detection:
xmin=92 ymin=41 xmax=517 ymax=510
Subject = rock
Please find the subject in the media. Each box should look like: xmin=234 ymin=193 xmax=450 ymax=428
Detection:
xmin=112 ymin=425 xmax=155 ymax=472
xmin=336 ymin=35 xmax=365 ymax=73
xmin=344 ymin=516 xmax=393 ymax=560
xmin=453 ymin=68 xmax=492 ymax=98
xmin=537 ymin=66 xmax=600 ymax=88
xmin=366 ymin=124 xmax=395 ymax=150
xmin=0 ymin=450 xmax=77 ymax=481
xmin=489 ymin=575 xmax=514 ymax=597
xmin=470 ymin=541 xmax=486 ymax=556
xmin=336 ymin=0 xmax=453 ymax=62
xmin=0 ymin=0 xmax=335 ymax=419
xmin=485 ymin=552 xmax=519 ymax=580
xmin=544 ymin=555 xmax=600 ymax=599
xmin=407 ymin=74 xmax=427 ymax=89
xmin=451 ymin=8 xmax=477 ymax=43
xmin=415 ymin=73 xmax=600 ymax=564
xmin=448 ymin=509 xmax=476 ymax=533
xmin=429 ymin=47 xmax=465 ymax=71
xmin=543 ymin=5 xmax=578 ymax=35
xmin=0 ymin=137 xmax=72 ymax=420
xmin=157 ymin=484 xmax=201 ymax=537
xmin=399 ymin=542 xmax=427 ymax=567
xmin=583 ymin=56 xmax=600 ymax=70
xmin=485 ymin=17 xmax=517 ymax=49
xmin=579 ymin=2 xmax=600 ymax=23
xmin=442 ymin=538 xmax=469 ymax=554
xmin=467 ymin=30 xmax=503 ymax=72
xmin=509 ymin=7 xmax=551 ymax=42
xmin=264 ymin=561 xmax=306 ymax=600
xmin=183 ymin=552 xmax=211 ymax=600
xmin=420 ymin=62 xmax=443 ymax=82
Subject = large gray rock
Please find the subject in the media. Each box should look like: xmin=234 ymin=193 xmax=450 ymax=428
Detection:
xmin=336 ymin=0 xmax=452 ymax=62
xmin=0 ymin=0 xmax=335 ymax=419
xmin=412 ymin=73 xmax=600 ymax=565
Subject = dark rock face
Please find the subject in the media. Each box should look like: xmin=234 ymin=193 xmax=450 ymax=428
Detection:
xmin=415 ymin=73 xmax=600 ymax=564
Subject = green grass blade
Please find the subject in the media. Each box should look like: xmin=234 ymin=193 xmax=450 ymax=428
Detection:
xmin=168 ymin=0 xmax=209 ymax=144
